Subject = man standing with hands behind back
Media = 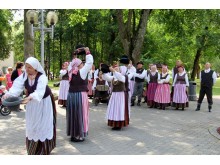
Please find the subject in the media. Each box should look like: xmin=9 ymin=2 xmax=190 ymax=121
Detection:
xmin=196 ymin=62 xmax=217 ymax=112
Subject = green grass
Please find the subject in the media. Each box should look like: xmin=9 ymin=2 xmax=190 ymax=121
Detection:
xmin=48 ymin=79 xmax=60 ymax=90
xmin=195 ymin=78 xmax=220 ymax=96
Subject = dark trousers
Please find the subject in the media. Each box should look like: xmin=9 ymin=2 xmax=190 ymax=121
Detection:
xmin=131 ymin=82 xmax=144 ymax=103
xmin=198 ymin=86 xmax=213 ymax=105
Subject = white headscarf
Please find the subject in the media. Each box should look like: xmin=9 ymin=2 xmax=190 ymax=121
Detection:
xmin=25 ymin=57 xmax=46 ymax=75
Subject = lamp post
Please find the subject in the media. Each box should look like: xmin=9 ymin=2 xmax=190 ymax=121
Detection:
xmin=26 ymin=9 xmax=58 ymax=69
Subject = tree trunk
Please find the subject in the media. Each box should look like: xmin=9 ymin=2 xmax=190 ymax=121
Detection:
xmin=116 ymin=9 xmax=152 ymax=64
xmin=191 ymin=27 xmax=208 ymax=80
xmin=191 ymin=48 xmax=202 ymax=81
xmin=24 ymin=9 xmax=35 ymax=60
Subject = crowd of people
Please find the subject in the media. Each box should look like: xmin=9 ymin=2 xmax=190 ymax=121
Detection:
xmin=0 ymin=45 xmax=218 ymax=155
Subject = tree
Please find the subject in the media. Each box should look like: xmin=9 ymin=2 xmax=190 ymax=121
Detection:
xmin=0 ymin=9 xmax=12 ymax=60
xmin=24 ymin=9 xmax=34 ymax=60
xmin=116 ymin=9 xmax=152 ymax=64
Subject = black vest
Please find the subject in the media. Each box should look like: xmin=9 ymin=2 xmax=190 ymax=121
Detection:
xmin=69 ymin=71 xmax=88 ymax=92
xmin=135 ymin=68 xmax=144 ymax=82
xmin=24 ymin=72 xmax=52 ymax=99
xmin=201 ymin=70 xmax=214 ymax=88
xmin=62 ymin=71 xmax=69 ymax=80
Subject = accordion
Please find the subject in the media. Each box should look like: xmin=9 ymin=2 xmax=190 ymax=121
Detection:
xmin=96 ymin=85 xmax=109 ymax=91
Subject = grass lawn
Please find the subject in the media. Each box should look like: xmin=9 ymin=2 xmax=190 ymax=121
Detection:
xmin=195 ymin=78 xmax=220 ymax=96
xmin=48 ymin=79 xmax=60 ymax=91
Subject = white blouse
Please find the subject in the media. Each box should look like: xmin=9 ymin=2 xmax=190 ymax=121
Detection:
xmin=172 ymin=72 xmax=189 ymax=87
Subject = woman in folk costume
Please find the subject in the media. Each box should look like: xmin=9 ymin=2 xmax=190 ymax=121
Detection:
xmin=66 ymin=47 xmax=93 ymax=142
xmin=5 ymin=67 xmax=13 ymax=90
xmin=102 ymin=64 xmax=134 ymax=130
xmin=154 ymin=65 xmax=171 ymax=110
xmin=172 ymin=65 xmax=189 ymax=110
xmin=87 ymin=64 xmax=95 ymax=99
xmin=58 ymin=62 xmax=69 ymax=107
xmin=146 ymin=65 xmax=160 ymax=108
xmin=120 ymin=59 xmax=136 ymax=97
xmin=3 ymin=57 xmax=56 ymax=155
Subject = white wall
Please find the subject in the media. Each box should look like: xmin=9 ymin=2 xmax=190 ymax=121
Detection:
xmin=0 ymin=51 xmax=14 ymax=74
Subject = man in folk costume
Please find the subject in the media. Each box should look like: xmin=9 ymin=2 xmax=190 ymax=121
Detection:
xmin=146 ymin=65 xmax=160 ymax=108
xmin=131 ymin=61 xmax=147 ymax=106
xmin=58 ymin=61 xmax=69 ymax=107
xmin=3 ymin=57 xmax=56 ymax=155
xmin=92 ymin=70 xmax=109 ymax=105
xmin=102 ymin=63 xmax=134 ymax=131
xmin=154 ymin=65 xmax=171 ymax=110
xmin=172 ymin=65 xmax=189 ymax=110
xmin=87 ymin=65 xmax=95 ymax=99
xmin=195 ymin=62 xmax=217 ymax=112
xmin=66 ymin=46 xmax=93 ymax=142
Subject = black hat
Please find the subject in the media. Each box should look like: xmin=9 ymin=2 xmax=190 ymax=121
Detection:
xmin=137 ymin=61 xmax=144 ymax=65
xmin=119 ymin=55 xmax=129 ymax=64
xmin=100 ymin=64 xmax=110 ymax=73
xmin=74 ymin=44 xmax=86 ymax=55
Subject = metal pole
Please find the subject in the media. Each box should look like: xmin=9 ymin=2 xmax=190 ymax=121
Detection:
xmin=40 ymin=9 xmax=45 ymax=69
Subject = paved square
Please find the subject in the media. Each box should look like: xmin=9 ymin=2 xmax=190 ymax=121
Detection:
xmin=1 ymin=93 xmax=220 ymax=155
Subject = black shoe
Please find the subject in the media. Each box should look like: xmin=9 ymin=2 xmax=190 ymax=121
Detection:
xmin=195 ymin=108 xmax=200 ymax=111
xmin=112 ymin=127 xmax=121 ymax=131
xmin=131 ymin=102 xmax=135 ymax=106
xmin=71 ymin=137 xmax=84 ymax=142
xmin=137 ymin=102 xmax=141 ymax=106
xmin=208 ymin=105 xmax=212 ymax=112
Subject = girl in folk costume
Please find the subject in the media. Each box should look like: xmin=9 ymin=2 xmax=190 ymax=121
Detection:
xmin=146 ymin=65 xmax=160 ymax=108
xmin=66 ymin=47 xmax=93 ymax=142
xmin=102 ymin=65 xmax=134 ymax=130
xmin=3 ymin=57 xmax=56 ymax=155
xmin=87 ymin=65 xmax=95 ymax=99
xmin=58 ymin=62 xmax=69 ymax=107
xmin=172 ymin=65 xmax=189 ymax=110
xmin=154 ymin=65 xmax=171 ymax=110
xmin=5 ymin=67 xmax=13 ymax=90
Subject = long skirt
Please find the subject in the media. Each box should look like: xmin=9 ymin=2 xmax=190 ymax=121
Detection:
xmin=66 ymin=92 xmax=89 ymax=138
xmin=129 ymin=80 xmax=135 ymax=96
xmin=87 ymin=80 xmax=94 ymax=97
xmin=154 ymin=84 xmax=170 ymax=103
xmin=107 ymin=92 xmax=129 ymax=128
xmin=58 ymin=80 xmax=69 ymax=106
xmin=173 ymin=84 xmax=189 ymax=108
xmin=26 ymin=94 xmax=56 ymax=155
xmin=147 ymin=82 xmax=158 ymax=107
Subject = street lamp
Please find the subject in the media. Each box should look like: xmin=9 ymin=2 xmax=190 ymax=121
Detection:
xmin=26 ymin=9 xmax=58 ymax=69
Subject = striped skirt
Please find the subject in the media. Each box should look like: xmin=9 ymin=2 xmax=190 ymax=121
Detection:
xmin=66 ymin=92 xmax=89 ymax=138
xmin=173 ymin=84 xmax=188 ymax=103
xmin=154 ymin=84 xmax=171 ymax=103
xmin=107 ymin=92 xmax=129 ymax=128
xmin=26 ymin=94 xmax=56 ymax=155
xmin=147 ymin=83 xmax=158 ymax=101
xmin=58 ymin=80 xmax=69 ymax=105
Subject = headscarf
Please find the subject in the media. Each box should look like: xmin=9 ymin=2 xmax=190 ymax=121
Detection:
xmin=68 ymin=58 xmax=82 ymax=81
xmin=25 ymin=57 xmax=45 ymax=75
